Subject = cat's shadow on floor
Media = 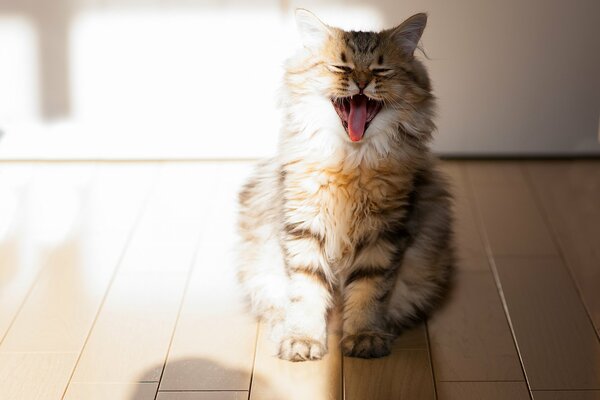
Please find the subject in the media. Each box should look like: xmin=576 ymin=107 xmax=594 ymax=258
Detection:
xmin=129 ymin=357 xmax=283 ymax=400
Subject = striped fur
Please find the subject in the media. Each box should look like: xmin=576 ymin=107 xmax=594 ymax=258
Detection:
xmin=237 ymin=10 xmax=453 ymax=361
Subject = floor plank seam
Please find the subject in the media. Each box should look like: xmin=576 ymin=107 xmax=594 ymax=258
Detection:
xmin=462 ymin=164 xmax=534 ymax=400
xmin=522 ymin=163 xmax=600 ymax=344
xmin=0 ymin=259 xmax=47 ymax=348
xmin=425 ymin=321 xmax=439 ymax=400
xmin=438 ymin=380 xmax=527 ymax=383
xmin=0 ymin=351 xmax=80 ymax=355
xmin=532 ymin=389 xmax=600 ymax=392
xmin=58 ymin=165 xmax=160 ymax=400
xmin=158 ymin=390 xmax=250 ymax=392
xmin=150 ymin=189 xmax=222 ymax=399
xmin=0 ymin=166 xmax=47 ymax=349
xmin=247 ymin=323 xmax=260 ymax=400
xmin=0 ymin=158 xmax=263 ymax=164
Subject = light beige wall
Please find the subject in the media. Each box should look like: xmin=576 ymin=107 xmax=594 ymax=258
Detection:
xmin=0 ymin=0 xmax=598 ymax=157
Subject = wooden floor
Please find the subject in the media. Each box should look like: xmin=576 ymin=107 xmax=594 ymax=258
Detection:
xmin=0 ymin=160 xmax=599 ymax=400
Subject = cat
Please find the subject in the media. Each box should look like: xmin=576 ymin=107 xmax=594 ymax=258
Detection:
xmin=237 ymin=9 xmax=453 ymax=361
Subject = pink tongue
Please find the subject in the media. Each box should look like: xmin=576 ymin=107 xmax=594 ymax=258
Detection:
xmin=348 ymin=96 xmax=367 ymax=142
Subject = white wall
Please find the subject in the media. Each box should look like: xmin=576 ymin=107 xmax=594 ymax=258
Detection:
xmin=0 ymin=0 xmax=598 ymax=159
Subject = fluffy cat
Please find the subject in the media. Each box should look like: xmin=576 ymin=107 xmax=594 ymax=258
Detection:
xmin=237 ymin=9 xmax=453 ymax=361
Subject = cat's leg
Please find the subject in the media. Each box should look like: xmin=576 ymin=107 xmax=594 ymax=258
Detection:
xmin=341 ymin=237 xmax=451 ymax=358
xmin=385 ymin=239 xmax=452 ymax=334
xmin=237 ymin=161 xmax=291 ymax=323
xmin=277 ymin=231 xmax=333 ymax=361
xmin=384 ymin=176 xmax=454 ymax=336
xmin=342 ymin=174 xmax=453 ymax=358
xmin=341 ymin=240 xmax=398 ymax=358
xmin=237 ymin=232 xmax=290 ymax=326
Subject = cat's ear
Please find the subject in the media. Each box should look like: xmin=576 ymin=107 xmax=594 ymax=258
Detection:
xmin=295 ymin=9 xmax=331 ymax=50
xmin=390 ymin=13 xmax=427 ymax=57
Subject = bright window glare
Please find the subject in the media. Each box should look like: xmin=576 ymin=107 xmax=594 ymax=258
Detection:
xmin=0 ymin=187 xmax=18 ymax=241
xmin=0 ymin=17 xmax=38 ymax=124
xmin=0 ymin=7 xmax=382 ymax=159
xmin=70 ymin=10 xmax=287 ymax=158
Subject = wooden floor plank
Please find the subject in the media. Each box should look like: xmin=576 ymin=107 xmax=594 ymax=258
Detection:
xmin=430 ymin=161 xmax=525 ymax=383
xmin=64 ymin=382 xmax=159 ymax=400
xmin=532 ymin=391 xmax=600 ymax=400
xmin=429 ymin=269 xmax=524 ymax=381
xmin=0 ymin=164 xmax=157 ymax=352
xmin=466 ymin=161 xmax=527 ymax=185
xmin=69 ymin=271 xmax=188 ymax=383
xmin=394 ymin=323 xmax=428 ymax=349
xmin=70 ymin=164 xmax=218 ymax=384
xmin=250 ymin=324 xmax=342 ymax=400
xmin=160 ymin=164 xmax=257 ymax=392
xmin=494 ymin=256 xmax=600 ymax=390
xmin=526 ymin=161 xmax=600 ymax=336
xmin=156 ymin=392 xmax=249 ymax=400
xmin=0 ymin=164 xmax=41 ymax=342
xmin=341 ymin=323 xmax=430 ymax=399
xmin=158 ymin=317 xmax=256 ymax=391
xmin=468 ymin=161 xmax=600 ymax=390
xmin=0 ymin=352 xmax=77 ymax=400
xmin=344 ymin=346 xmax=435 ymax=400
xmin=0 ymin=164 xmax=98 ymax=350
xmin=118 ymin=163 xmax=219 ymax=274
xmin=466 ymin=162 xmax=559 ymax=256
xmin=439 ymin=161 xmax=488 ymax=266
xmin=437 ymin=381 xmax=530 ymax=400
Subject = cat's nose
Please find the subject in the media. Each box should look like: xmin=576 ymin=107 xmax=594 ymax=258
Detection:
xmin=356 ymin=79 xmax=370 ymax=90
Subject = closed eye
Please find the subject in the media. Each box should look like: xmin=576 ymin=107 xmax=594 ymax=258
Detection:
xmin=371 ymin=68 xmax=394 ymax=76
xmin=327 ymin=65 xmax=353 ymax=73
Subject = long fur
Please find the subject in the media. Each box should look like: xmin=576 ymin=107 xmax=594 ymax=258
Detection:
xmin=237 ymin=11 xmax=453 ymax=361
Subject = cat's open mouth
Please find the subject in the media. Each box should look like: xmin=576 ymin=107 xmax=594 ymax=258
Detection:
xmin=332 ymin=94 xmax=383 ymax=142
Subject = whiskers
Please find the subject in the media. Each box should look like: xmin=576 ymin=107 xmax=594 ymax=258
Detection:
xmin=330 ymin=94 xmax=347 ymax=105
xmin=379 ymin=92 xmax=421 ymax=115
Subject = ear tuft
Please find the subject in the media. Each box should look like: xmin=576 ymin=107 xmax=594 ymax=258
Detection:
xmin=390 ymin=13 xmax=428 ymax=57
xmin=295 ymin=9 xmax=330 ymax=51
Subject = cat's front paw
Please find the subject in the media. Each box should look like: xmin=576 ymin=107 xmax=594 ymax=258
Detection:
xmin=278 ymin=336 xmax=327 ymax=362
xmin=341 ymin=332 xmax=392 ymax=358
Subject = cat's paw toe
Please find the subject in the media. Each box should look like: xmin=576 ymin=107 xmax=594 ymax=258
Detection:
xmin=278 ymin=336 xmax=327 ymax=362
xmin=341 ymin=332 xmax=392 ymax=358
